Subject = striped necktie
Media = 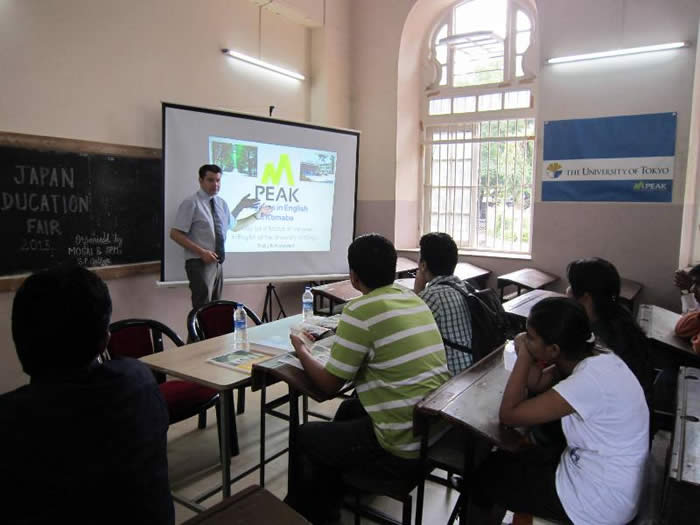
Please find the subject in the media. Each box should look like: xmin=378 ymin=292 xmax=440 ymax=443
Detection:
xmin=210 ymin=197 xmax=225 ymax=263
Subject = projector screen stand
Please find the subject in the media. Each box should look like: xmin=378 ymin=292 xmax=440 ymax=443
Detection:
xmin=262 ymin=282 xmax=287 ymax=322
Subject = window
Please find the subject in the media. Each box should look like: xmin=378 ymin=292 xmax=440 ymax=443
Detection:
xmin=424 ymin=0 xmax=536 ymax=254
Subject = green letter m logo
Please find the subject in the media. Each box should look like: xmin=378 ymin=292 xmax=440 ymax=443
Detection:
xmin=261 ymin=154 xmax=295 ymax=186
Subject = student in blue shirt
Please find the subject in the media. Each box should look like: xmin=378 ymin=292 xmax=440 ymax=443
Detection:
xmin=0 ymin=265 xmax=174 ymax=525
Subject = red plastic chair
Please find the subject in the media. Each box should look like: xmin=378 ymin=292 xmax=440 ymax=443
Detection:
xmin=187 ymin=301 xmax=262 ymax=415
xmin=107 ymin=318 xmax=238 ymax=456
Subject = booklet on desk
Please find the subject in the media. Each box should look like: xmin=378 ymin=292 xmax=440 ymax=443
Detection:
xmin=207 ymin=349 xmax=276 ymax=373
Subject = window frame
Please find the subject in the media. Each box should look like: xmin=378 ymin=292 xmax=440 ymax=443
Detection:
xmin=422 ymin=0 xmax=536 ymax=256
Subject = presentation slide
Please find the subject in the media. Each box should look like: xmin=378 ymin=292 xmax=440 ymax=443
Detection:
xmin=162 ymin=103 xmax=359 ymax=284
xmin=209 ymin=136 xmax=336 ymax=252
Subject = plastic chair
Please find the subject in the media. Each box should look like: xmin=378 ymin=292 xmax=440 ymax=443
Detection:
xmin=187 ymin=300 xmax=262 ymax=415
xmin=107 ymin=318 xmax=238 ymax=456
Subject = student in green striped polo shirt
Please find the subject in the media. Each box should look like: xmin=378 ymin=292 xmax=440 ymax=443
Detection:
xmin=286 ymin=234 xmax=450 ymax=524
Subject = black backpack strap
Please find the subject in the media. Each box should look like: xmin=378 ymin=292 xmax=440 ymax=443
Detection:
xmin=432 ymin=280 xmax=474 ymax=353
xmin=441 ymin=280 xmax=503 ymax=324
xmin=442 ymin=337 xmax=471 ymax=352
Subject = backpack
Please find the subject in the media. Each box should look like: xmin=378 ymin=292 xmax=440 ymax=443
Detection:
xmin=439 ymin=281 xmax=513 ymax=362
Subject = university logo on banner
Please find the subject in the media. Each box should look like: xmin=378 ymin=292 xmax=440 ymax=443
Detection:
xmin=542 ymin=113 xmax=676 ymax=202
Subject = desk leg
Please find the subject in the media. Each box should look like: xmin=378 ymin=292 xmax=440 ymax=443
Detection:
xmin=416 ymin=425 xmax=430 ymax=525
xmin=287 ymin=387 xmax=300 ymax=495
xmin=219 ymin=391 xmax=232 ymax=498
xmin=458 ymin=432 xmax=475 ymax=524
xmin=260 ymin=380 xmax=267 ymax=488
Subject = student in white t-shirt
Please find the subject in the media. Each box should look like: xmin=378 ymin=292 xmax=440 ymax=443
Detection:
xmin=471 ymin=297 xmax=649 ymax=525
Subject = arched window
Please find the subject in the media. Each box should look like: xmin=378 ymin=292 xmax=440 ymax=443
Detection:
xmin=423 ymin=0 xmax=536 ymax=254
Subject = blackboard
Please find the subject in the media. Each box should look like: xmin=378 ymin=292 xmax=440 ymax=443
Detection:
xmin=0 ymin=141 xmax=162 ymax=277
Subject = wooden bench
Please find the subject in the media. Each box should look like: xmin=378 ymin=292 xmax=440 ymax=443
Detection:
xmin=181 ymin=485 xmax=309 ymax=524
xmin=497 ymin=268 xmax=558 ymax=302
xmin=661 ymin=366 xmax=700 ymax=524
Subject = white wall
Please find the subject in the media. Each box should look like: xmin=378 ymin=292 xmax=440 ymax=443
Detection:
xmin=533 ymin=0 xmax=698 ymax=309
xmin=311 ymin=0 xmax=352 ymax=128
xmin=0 ymin=0 xmax=352 ymax=393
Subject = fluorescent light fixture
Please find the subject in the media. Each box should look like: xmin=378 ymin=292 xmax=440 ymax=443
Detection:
xmin=439 ymin=30 xmax=503 ymax=47
xmin=547 ymin=41 xmax=688 ymax=64
xmin=222 ymin=48 xmax=305 ymax=80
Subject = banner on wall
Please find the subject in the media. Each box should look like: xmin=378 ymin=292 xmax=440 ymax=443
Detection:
xmin=542 ymin=113 xmax=676 ymax=202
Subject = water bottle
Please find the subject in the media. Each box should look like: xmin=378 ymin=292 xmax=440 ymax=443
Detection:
xmin=233 ymin=304 xmax=249 ymax=351
xmin=503 ymin=340 xmax=516 ymax=371
xmin=302 ymin=286 xmax=314 ymax=321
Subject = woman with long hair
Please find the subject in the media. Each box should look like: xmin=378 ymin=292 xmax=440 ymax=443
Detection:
xmin=566 ymin=257 xmax=652 ymax=396
xmin=472 ymin=297 xmax=649 ymax=524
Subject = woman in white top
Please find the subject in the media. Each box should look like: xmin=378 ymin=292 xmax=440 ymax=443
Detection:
xmin=472 ymin=297 xmax=649 ymax=525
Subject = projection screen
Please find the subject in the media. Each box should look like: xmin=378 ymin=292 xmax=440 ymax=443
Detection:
xmin=161 ymin=103 xmax=359 ymax=284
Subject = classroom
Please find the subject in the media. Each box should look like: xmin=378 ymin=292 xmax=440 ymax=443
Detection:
xmin=1 ymin=0 xmax=700 ymax=523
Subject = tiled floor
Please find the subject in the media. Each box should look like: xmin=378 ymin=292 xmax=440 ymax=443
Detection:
xmin=166 ymin=382 xmax=668 ymax=524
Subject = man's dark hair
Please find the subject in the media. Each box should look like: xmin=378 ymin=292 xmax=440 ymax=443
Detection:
xmin=348 ymin=234 xmax=397 ymax=290
xmin=198 ymin=164 xmax=222 ymax=179
xmin=419 ymin=232 xmax=458 ymax=276
xmin=12 ymin=264 xmax=112 ymax=377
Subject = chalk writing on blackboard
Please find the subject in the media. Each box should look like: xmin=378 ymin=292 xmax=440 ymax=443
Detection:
xmin=0 ymin=144 xmax=161 ymax=276
xmin=68 ymin=233 xmax=124 ymax=267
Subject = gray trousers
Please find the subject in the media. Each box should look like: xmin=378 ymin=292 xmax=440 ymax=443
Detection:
xmin=185 ymin=259 xmax=223 ymax=309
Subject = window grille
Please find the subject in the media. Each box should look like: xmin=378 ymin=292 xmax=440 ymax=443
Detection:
xmin=423 ymin=0 xmax=536 ymax=254
xmin=423 ymin=119 xmax=535 ymax=253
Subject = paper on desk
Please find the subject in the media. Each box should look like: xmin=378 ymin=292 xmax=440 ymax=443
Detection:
xmin=283 ymin=337 xmax=334 ymax=370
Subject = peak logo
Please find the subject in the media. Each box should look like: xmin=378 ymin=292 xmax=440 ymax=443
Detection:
xmin=261 ymin=154 xmax=295 ymax=186
xmin=255 ymin=154 xmax=299 ymax=203
xmin=633 ymin=181 xmax=668 ymax=192
xmin=546 ymin=162 xmax=563 ymax=179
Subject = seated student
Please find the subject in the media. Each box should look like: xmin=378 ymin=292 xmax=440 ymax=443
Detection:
xmin=413 ymin=232 xmax=473 ymax=374
xmin=673 ymin=264 xmax=700 ymax=352
xmin=472 ymin=297 xmax=649 ymax=525
xmin=0 ymin=265 xmax=174 ymax=525
xmin=566 ymin=257 xmax=653 ymax=396
xmin=674 ymin=263 xmax=700 ymax=312
xmin=286 ymin=234 xmax=450 ymax=524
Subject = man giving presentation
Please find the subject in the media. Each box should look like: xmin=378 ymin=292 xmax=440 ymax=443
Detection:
xmin=170 ymin=164 xmax=270 ymax=308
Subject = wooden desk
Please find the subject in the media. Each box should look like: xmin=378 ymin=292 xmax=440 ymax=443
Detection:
xmin=312 ymin=277 xmax=415 ymax=316
xmin=497 ymin=268 xmax=558 ymax=301
xmin=503 ymin=289 xmax=566 ymax=321
xmin=637 ymin=304 xmax=698 ymax=368
xmin=620 ymin=278 xmax=642 ymax=308
xmin=661 ymin=367 xmax=700 ymax=524
xmin=182 ymin=484 xmax=309 ymax=524
xmin=454 ymin=262 xmax=491 ymax=289
xmin=312 ymin=261 xmax=490 ymax=316
xmin=312 ymin=279 xmax=359 ymax=315
xmin=396 ymin=256 xmax=419 ymax=277
xmin=140 ymin=329 xmax=287 ymax=510
xmin=415 ymin=346 xmax=526 ymax=524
